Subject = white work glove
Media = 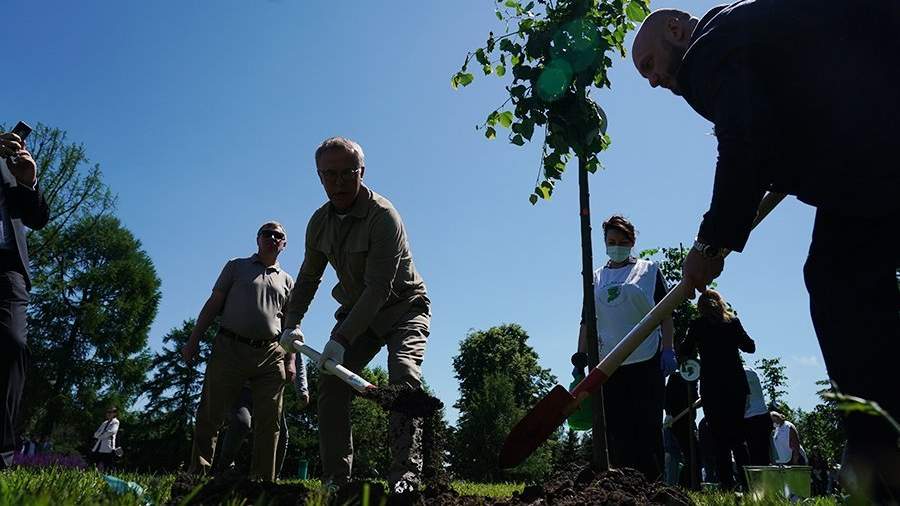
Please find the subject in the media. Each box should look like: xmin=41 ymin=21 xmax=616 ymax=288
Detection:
xmin=279 ymin=327 xmax=304 ymax=354
xmin=317 ymin=339 xmax=346 ymax=375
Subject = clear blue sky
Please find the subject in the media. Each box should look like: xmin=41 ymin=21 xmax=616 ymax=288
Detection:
xmin=7 ymin=1 xmax=828 ymax=422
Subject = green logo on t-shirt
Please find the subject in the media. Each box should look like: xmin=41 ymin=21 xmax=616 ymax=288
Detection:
xmin=607 ymin=286 xmax=621 ymax=302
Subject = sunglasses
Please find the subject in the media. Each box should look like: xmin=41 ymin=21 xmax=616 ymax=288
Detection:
xmin=258 ymin=230 xmax=285 ymax=241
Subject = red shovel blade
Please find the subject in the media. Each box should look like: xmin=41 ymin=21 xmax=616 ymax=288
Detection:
xmin=499 ymin=384 xmax=576 ymax=469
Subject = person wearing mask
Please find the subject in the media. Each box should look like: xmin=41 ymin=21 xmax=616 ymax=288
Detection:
xmin=91 ymin=406 xmax=119 ymax=470
xmin=577 ymin=215 xmax=676 ymax=481
xmin=771 ymin=411 xmax=806 ymax=465
xmin=680 ymin=289 xmax=755 ymax=490
xmin=742 ymin=367 xmax=772 ymax=465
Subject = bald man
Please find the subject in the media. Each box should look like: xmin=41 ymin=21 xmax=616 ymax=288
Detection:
xmin=632 ymin=0 xmax=898 ymax=500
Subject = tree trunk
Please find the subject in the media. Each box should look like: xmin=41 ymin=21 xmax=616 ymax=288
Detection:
xmin=578 ymin=154 xmax=610 ymax=471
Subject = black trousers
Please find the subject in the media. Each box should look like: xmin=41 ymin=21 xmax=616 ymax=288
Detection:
xmin=704 ymin=395 xmax=750 ymax=490
xmin=742 ymin=414 xmax=772 ymax=466
xmin=671 ymin=418 xmax=701 ymax=489
xmin=804 ymin=209 xmax=899 ymax=489
xmin=603 ymin=353 xmax=664 ymax=481
xmin=804 ymin=209 xmax=900 ymax=445
xmin=0 ymin=268 xmax=29 ymax=469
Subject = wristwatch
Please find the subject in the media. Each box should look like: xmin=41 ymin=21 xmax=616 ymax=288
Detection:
xmin=692 ymin=239 xmax=724 ymax=259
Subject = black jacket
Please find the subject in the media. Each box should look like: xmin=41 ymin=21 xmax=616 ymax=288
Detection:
xmin=677 ymin=0 xmax=900 ymax=251
xmin=680 ymin=317 xmax=755 ymax=403
xmin=2 ymin=181 xmax=50 ymax=290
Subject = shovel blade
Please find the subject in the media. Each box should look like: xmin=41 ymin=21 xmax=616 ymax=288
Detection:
xmin=499 ymin=384 xmax=576 ymax=469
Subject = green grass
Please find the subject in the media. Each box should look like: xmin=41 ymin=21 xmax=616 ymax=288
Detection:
xmin=0 ymin=468 xmax=842 ymax=505
xmin=689 ymin=491 xmax=840 ymax=505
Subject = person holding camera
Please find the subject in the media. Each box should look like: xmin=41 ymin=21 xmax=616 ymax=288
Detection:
xmin=0 ymin=124 xmax=50 ymax=470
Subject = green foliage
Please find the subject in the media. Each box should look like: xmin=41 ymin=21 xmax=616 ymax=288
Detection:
xmin=23 ymin=123 xmax=116 ymax=260
xmin=23 ymin=215 xmax=161 ymax=449
xmin=124 ymin=319 xmax=216 ymax=471
xmin=452 ymin=323 xmax=556 ymax=413
xmin=449 ymin=373 xmax=554 ymax=482
xmin=639 ymin=245 xmax=699 ymax=348
xmin=793 ymin=380 xmax=846 ymax=466
xmin=755 ymin=357 xmax=789 ymax=410
xmin=455 ymin=0 xmax=646 ymax=203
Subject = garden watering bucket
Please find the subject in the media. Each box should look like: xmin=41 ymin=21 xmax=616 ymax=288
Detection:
xmin=744 ymin=465 xmax=811 ymax=501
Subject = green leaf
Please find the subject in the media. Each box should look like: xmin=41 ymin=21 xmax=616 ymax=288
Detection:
xmin=529 ymin=194 xmax=538 ymax=205
xmin=486 ymin=111 xmax=500 ymax=126
xmin=498 ymin=111 xmax=514 ymax=128
xmin=458 ymin=72 xmax=474 ymax=87
xmin=511 ymin=54 xmax=521 ymax=66
xmin=511 ymin=134 xmax=525 ymax=146
xmin=500 ymin=39 xmax=516 ymax=53
xmin=495 ymin=64 xmax=506 ymax=77
xmin=475 ymin=48 xmax=489 ymax=66
xmin=485 ymin=126 xmax=497 ymax=140
xmin=495 ymin=10 xmax=503 ymax=20
xmin=483 ymin=64 xmax=493 ymax=75
xmin=520 ymin=119 xmax=535 ymax=141
xmin=626 ymin=1 xmax=648 ymax=22
xmin=504 ymin=0 xmax=520 ymax=8
xmin=536 ymin=184 xmax=551 ymax=199
xmin=510 ymin=85 xmax=527 ymax=97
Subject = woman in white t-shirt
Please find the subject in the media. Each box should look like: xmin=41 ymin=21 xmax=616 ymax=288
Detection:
xmin=577 ymin=215 xmax=676 ymax=481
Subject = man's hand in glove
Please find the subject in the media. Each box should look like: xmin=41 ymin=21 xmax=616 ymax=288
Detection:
xmin=318 ymin=333 xmax=350 ymax=374
xmin=279 ymin=327 xmax=304 ymax=354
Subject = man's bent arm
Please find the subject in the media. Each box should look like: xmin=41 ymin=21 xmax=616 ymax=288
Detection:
xmin=697 ymin=55 xmax=768 ymax=252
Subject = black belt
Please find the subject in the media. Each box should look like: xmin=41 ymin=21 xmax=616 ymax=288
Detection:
xmin=220 ymin=328 xmax=276 ymax=349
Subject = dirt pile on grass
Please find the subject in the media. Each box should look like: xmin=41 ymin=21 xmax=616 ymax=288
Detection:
xmin=510 ymin=462 xmax=694 ymax=506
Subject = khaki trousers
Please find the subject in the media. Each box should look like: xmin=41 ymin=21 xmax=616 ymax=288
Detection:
xmin=319 ymin=309 xmax=429 ymax=485
xmin=189 ymin=333 xmax=286 ymax=481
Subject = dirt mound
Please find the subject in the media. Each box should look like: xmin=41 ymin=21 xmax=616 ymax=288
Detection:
xmin=511 ymin=463 xmax=694 ymax=505
xmin=360 ymin=385 xmax=444 ymax=418
xmin=168 ymin=463 xmax=693 ymax=505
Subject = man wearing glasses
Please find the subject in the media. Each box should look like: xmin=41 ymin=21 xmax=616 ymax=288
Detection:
xmin=183 ymin=221 xmax=295 ymax=482
xmin=279 ymin=137 xmax=430 ymax=494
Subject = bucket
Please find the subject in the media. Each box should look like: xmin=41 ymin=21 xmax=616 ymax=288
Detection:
xmin=744 ymin=465 xmax=811 ymax=501
xmin=297 ymin=459 xmax=309 ymax=479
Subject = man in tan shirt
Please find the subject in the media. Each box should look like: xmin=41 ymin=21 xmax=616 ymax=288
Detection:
xmin=183 ymin=221 xmax=295 ymax=481
xmin=279 ymin=137 xmax=430 ymax=492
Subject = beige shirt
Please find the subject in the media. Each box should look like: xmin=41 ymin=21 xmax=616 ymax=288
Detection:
xmin=284 ymin=186 xmax=428 ymax=340
xmin=215 ymin=254 xmax=295 ymax=341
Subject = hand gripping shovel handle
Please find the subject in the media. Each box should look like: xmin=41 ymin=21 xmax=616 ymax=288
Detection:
xmin=292 ymin=340 xmax=375 ymax=393
xmin=572 ymin=191 xmax=786 ymax=401
xmin=665 ymin=398 xmax=703 ymax=428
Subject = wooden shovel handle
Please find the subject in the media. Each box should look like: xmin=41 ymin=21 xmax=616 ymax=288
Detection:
xmin=292 ymin=341 xmax=375 ymax=393
xmin=572 ymin=192 xmax=786 ymax=399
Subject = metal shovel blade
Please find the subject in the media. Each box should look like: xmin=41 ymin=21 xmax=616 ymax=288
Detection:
xmin=499 ymin=385 xmax=575 ymax=469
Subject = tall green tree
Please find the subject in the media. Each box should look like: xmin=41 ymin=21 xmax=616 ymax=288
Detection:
xmin=450 ymin=324 xmax=557 ymax=481
xmin=450 ymin=372 xmax=553 ymax=481
xmin=452 ymin=323 xmax=555 ymax=413
xmin=756 ymin=357 xmax=789 ymax=410
xmin=23 ymin=215 xmax=160 ymax=445
xmin=22 ymin=123 xmax=116 ymax=259
xmin=795 ymin=380 xmax=846 ymax=466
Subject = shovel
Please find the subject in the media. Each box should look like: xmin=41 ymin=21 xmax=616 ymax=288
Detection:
xmin=291 ymin=340 xmax=375 ymax=393
xmin=499 ymin=192 xmax=786 ymax=469
xmin=290 ymin=340 xmax=444 ymax=417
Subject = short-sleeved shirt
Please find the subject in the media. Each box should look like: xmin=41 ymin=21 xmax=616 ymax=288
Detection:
xmin=214 ymin=254 xmax=295 ymax=341
xmin=283 ymin=186 xmax=428 ymax=340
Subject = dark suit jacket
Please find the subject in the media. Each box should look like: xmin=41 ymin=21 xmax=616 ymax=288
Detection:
xmin=2 ymin=180 xmax=50 ymax=290
xmin=677 ymin=0 xmax=900 ymax=251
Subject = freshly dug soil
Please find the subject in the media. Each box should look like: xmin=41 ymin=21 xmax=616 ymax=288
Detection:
xmin=169 ymin=463 xmax=694 ymax=505
xmin=360 ymin=385 xmax=444 ymax=418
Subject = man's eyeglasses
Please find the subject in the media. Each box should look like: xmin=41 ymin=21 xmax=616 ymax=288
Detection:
xmin=259 ymin=230 xmax=286 ymax=241
xmin=318 ymin=167 xmax=361 ymax=183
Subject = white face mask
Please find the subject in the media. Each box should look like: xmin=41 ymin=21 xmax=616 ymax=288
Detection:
xmin=606 ymin=245 xmax=632 ymax=263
